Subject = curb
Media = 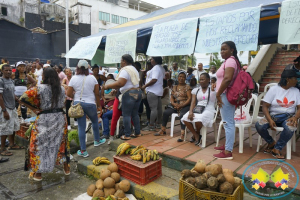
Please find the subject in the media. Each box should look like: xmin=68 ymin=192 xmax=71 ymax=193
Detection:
xmin=77 ymin=157 xmax=179 ymax=200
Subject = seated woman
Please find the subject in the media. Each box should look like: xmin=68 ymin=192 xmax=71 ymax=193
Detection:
xmin=181 ymin=73 xmax=216 ymax=146
xmin=255 ymin=69 xmax=300 ymax=159
xmin=154 ymin=71 xmax=192 ymax=142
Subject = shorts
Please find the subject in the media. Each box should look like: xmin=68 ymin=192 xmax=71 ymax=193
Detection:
xmin=0 ymin=108 xmax=20 ymax=136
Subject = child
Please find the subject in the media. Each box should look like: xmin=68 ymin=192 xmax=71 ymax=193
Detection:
xmin=211 ymin=77 xmax=217 ymax=84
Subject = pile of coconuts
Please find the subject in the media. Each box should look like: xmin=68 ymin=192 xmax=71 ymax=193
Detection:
xmin=87 ymin=162 xmax=131 ymax=200
xmin=181 ymin=160 xmax=242 ymax=195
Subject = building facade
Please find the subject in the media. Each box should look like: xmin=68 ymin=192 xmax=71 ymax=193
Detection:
xmin=55 ymin=0 xmax=162 ymax=34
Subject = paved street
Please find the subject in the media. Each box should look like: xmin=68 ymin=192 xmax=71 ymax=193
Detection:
xmin=0 ymin=150 xmax=94 ymax=200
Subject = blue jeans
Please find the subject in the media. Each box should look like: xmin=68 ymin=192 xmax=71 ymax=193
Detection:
xmin=102 ymin=110 xmax=113 ymax=137
xmin=122 ymin=89 xmax=142 ymax=137
xmin=220 ymin=93 xmax=236 ymax=151
xmin=74 ymin=101 xmax=100 ymax=150
xmin=255 ymin=113 xmax=296 ymax=151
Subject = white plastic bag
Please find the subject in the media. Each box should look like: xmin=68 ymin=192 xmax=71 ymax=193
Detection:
xmin=234 ymin=109 xmax=251 ymax=124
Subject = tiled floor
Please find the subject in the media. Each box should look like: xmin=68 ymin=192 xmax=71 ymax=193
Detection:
xmin=127 ymin=119 xmax=300 ymax=192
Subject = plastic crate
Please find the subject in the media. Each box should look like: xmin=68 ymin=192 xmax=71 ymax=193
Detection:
xmin=113 ymin=155 xmax=162 ymax=185
xmin=179 ymin=178 xmax=244 ymax=200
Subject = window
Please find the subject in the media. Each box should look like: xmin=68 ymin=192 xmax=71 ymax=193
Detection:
xmin=120 ymin=16 xmax=128 ymax=24
xmin=112 ymin=14 xmax=119 ymax=24
xmin=99 ymin=28 xmax=106 ymax=32
xmin=1 ymin=7 xmax=7 ymax=16
xmin=99 ymin=11 xmax=110 ymax=22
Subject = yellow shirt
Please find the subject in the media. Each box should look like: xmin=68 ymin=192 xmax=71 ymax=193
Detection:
xmin=0 ymin=63 xmax=7 ymax=70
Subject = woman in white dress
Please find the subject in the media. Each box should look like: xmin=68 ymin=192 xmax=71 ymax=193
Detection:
xmin=181 ymin=73 xmax=216 ymax=146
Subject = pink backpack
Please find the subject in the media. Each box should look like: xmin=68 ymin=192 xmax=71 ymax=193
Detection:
xmin=224 ymin=58 xmax=254 ymax=106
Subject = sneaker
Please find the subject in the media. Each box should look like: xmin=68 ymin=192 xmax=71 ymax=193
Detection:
xmin=107 ymin=136 xmax=114 ymax=145
xmin=67 ymin=125 xmax=71 ymax=131
xmin=99 ymin=122 xmax=102 ymax=129
xmin=77 ymin=150 xmax=89 ymax=157
xmin=74 ymin=121 xmax=78 ymax=127
xmin=94 ymin=138 xmax=106 ymax=146
xmin=214 ymin=145 xmax=225 ymax=151
xmin=142 ymin=121 xmax=149 ymax=126
xmin=213 ymin=150 xmax=233 ymax=160
xmin=156 ymin=124 xmax=161 ymax=129
xmin=142 ymin=125 xmax=156 ymax=131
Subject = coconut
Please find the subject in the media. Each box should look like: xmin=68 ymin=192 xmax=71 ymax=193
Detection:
xmin=103 ymin=177 xmax=115 ymax=188
xmin=119 ymin=180 xmax=130 ymax=192
xmin=107 ymin=162 xmax=118 ymax=173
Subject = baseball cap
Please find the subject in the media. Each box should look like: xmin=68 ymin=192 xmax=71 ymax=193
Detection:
xmin=77 ymin=60 xmax=89 ymax=69
xmin=294 ymin=56 xmax=300 ymax=63
xmin=43 ymin=64 xmax=50 ymax=68
xmin=16 ymin=61 xmax=26 ymax=67
xmin=281 ymin=69 xmax=300 ymax=78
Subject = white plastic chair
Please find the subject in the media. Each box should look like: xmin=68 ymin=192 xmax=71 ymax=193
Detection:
xmin=264 ymin=83 xmax=277 ymax=93
xmin=183 ymin=106 xmax=219 ymax=148
xmin=256 ymin=127 xmax=296 ymax=160
xmin=170 ymin=113 xmax=179 ymax=137
xmin=256 ymin=83 xmax=260 ymax=93
xmin=85 ymin=117 xmax=104 ymax=142
xmin=116 ymin=116 xmax=123 ymax=137
xmin=216 ymin=95 xmax=258 ymax=153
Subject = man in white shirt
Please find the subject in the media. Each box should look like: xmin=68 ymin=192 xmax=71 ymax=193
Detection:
xmin=209 ymin=65 xmax=217 ymax=79
xmin=193 ymin=63 xmax=206 ymax=82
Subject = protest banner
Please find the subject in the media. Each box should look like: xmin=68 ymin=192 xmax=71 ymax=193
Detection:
xmin=104 ymin=30 xmax=137 ymax=64
xmin=278 ymin=0 xmax=300 ymax=44
xmin=146 ymin=18 xmax=198 ymax=56
xmin=65 ymin=36 xmax=103 ymax=60
xmin=195 ymin=6 xmax=261 ymax=53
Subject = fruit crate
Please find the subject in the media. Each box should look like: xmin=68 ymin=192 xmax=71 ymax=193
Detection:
xmin=179 ymin=178 xmax=244 ymax=200
xmin=113 ymin=155 xmax=162 ymax=185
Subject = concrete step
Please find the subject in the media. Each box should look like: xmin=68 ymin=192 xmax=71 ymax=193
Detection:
xmin=264 ymin=73 xmax=281 ymax=78
xmin=267 ymin=66 xmax=286 ymax=69
xmin=266 ymin=69 xmax=284 ymax=74
xmin=277 ymin=51 xmax=300 ymax=56
xmin=260 ymin=77 xmax=281 ymax=82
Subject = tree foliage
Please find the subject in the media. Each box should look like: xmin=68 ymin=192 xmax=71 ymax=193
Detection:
xmin=163 ymin=55 xmax=197 ymax=69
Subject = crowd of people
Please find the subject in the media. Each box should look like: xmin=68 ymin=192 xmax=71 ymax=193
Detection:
xmin=1 ymin=41 xmax=300 ymax=180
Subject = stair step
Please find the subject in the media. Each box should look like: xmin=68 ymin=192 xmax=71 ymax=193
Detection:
xmin=266 ymin=69 xmax=284 ymax=74
xmin=277 ymin=51 xmax=300 ymax=55
xmin=264 ymin=73 xmax=281 ymax=78
xmin=261 ymin=77 xmax=281 ymax=82
xmin=268 ymin=66 xmax=286 ymax=69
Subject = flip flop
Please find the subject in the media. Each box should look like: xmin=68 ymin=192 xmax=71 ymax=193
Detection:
xmin=0 ymin=151 xmax=13 ymax=156
xmin=120 ymin=135 xmax=131 ymax=140
xmin=271 ymin=150 xmax=285 ymax=160
xmin=8 ymin=144 xmax=25 ymax=150
xmin=154 ymin=130 xmax=166 ymax=136
xmin=130 ymin=134 xmax=142 ymax=138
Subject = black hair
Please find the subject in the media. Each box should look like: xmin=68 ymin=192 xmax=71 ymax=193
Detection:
xmin=211 ymin=77 xmax=217 ymax=82
xmin=76 ymin=67 xmax=89 ymax=76
xmin=58 ymin=65 xmax=63 ymax=72
xmin=151 ymin=57 xmax=163 ymax=65
xmin=15 ymin=69 xmax=26 ymax=79
xmin=279 ymin=78 xmax=288 ymax=87
xmin=178 ymin=71 xmax=187 ymax=78
xmin=200 ymin=72 xmax=210 ymax=80
xmin=107 ymin=74 xmax=115 ymax=80
xmin=92 ymin=64 xmax=99 ymax=71
xmin=2 ymin=58 xmax=7 ymax=63
xmin=222 ymin=41 xmax=241 ymax=68
xmin=163 ymin=79 xmax=167 ymax=88
xmin=190 ymin=77 xmax=197 ymax=86
xmin=134 ymin=62 xmax=141 ymax=71
xmin=173 ymin=62 xmax=178 ymax=66
xmin=163 ymin=65 xmax=169 ymax=72
xmin=122 ymin=54 xmax=134 ymax=65
xmin=42 ymin=67 xmax=62 ymax=109
xmin=167 ymin=79 xmax=174 ymax=84
xmin=187 ymin=67 xmax=193 ymax=73
xmin=1 ymin=64 xmax=11 ymax=70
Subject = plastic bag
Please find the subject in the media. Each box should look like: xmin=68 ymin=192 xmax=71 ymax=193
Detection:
xmin=234 ymin=109 xmax=251 ymax=124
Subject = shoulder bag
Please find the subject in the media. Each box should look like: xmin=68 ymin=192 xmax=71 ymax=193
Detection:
xmin=68 ymin=76 xmax=86 ymax=118
xmin=193 ymin=87 xmax=210 ymax=114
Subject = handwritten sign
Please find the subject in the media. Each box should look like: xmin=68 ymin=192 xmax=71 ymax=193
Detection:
xmin=195 ymin=7 xmax=261 ymax=53
xmin=65 ymin=36 xmax=103 ymax=60
xmin=104 ymin=30 xmax=137 ymax=64
xmin=278 ymin=0 xmax=300 ymax=44
xmin=146 ymin=18 xmax=198 ymax=56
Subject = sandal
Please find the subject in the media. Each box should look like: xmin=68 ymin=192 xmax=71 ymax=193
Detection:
xmin=177 ymin=132 xmax=185 ymax=142
xmin=130 ymin=134 xmax=142 ymax=138
xmin=8 ymin=144 xmax=25 ymax=150
xmin=120 ymin=135 xmax=131 ymax=140
xmin=264 ymin=144 xmax=275 ymax=154
xmin=271 ymin=150 xmax=285 ymax=160
xmin=154 ymin=130 xmax=166 ymax=136
xmin=0 ymin=150 xmax=13 ymax=156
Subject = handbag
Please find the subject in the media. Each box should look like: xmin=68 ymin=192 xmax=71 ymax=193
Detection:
xmin=68 ymin=76 xmax=86 ymax=118
xmin=193 ymin=87 xmax=210 ymax=114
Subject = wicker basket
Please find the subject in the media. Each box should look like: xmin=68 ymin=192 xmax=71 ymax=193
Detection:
xmin=179 ymin=178 xmax=244 ymax=200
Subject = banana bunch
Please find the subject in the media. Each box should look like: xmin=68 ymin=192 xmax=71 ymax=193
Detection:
xmin=130 ymin=149 xmax=160 ymax=163
xmin=92 ymin=157 xmax=111 ymax=166
xmin=130 ymin=154 xmax=142 ymax=161
xmin=116 ymin=142 xmax=131 ymax=156
xmin=130 ymin=145 xmax=146 ymax=156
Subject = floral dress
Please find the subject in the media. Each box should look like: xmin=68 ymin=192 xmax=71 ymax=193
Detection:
xmin=20 ymin=85 xmax=69 ymax=173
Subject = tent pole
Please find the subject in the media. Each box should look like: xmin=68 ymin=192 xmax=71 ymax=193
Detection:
xmin=65 ymin=0 xmax=69 ymax=68
xmin=185 ymin=55 xmax=188 ymax=71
